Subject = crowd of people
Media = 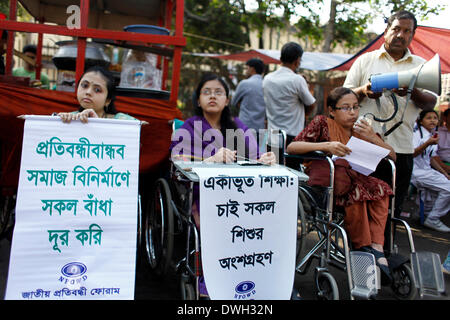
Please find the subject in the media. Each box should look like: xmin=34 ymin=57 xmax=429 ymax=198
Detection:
xmin=0 ymin=8 xmax=448 ymax=298
xmin=57 ymin=10 xmax=449 ymax=277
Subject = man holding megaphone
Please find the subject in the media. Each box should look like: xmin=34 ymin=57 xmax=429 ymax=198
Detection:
xmin=344 ymin=10 xmax=438 ymax=220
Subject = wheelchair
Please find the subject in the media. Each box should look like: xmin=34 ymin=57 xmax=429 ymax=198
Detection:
xmin=141 ymin=158 xmax=309 ymax=300
xmin=271 ymin=129 xmax=446 ymax=300
xmin=140 ymin=119 xmax=308 ymax=299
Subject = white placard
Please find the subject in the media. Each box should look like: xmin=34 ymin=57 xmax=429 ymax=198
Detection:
xmin=5 ymin=116 xmax=141 ymax=300
xmin=193 ymin=165 xmax=298 ymax=300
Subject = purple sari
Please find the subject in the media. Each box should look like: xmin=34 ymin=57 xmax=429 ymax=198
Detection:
xmin=169 ymin=115 xmax=261 ymax=161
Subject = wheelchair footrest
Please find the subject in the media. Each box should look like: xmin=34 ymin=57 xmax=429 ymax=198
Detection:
xmin=411 ymin=251 xmax=446 ymax=297
xmin=350 ymin=251 xmax=380 ymax=299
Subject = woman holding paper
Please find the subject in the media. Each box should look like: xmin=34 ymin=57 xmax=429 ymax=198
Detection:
xmin=58 ymin=66 xmax=136 ymax=123
xmin=411 ymin=110 xmax=450 ymax=232
xmin=287 ymin=86 xmax=395 ymax=282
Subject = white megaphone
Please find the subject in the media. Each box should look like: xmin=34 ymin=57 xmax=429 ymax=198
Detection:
xmin=370 ymin=54 xmax=441 ymax=95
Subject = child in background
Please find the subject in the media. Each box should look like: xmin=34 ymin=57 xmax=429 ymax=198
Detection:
xmin=411 ymin=110 xmax=450 ymax=233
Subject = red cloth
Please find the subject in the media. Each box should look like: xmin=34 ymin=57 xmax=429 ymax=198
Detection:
xmin=0 ymin=83 xmax=182 ymax=190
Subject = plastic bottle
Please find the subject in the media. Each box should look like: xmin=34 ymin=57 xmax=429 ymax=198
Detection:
xmin=133 ymin=67 xmax=145 ymax=88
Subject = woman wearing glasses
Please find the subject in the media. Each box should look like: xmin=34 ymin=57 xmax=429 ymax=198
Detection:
xmin=170 ymin=73 xmax=275 ymax=164
xmin=170 ymin=73 xmax=275 ymax=298
xmin=287 ymin=86 xmax=396 ymax=283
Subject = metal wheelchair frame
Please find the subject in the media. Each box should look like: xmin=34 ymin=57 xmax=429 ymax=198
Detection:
xmin=143 ymin=157 xmax=309 ymax=300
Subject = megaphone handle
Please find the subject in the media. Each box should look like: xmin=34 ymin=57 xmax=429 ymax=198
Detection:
xmin=371 ymin=93 xmax=399 ymax=122
xmin=400 ymin=69 xmax=420 ymax=122
xmin=383 ymin=74 xmax=419 ymax=136
xmin=384 ymin=120 xmax=403 ymax=136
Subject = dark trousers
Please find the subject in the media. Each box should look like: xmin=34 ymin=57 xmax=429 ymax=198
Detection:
xmin=394 ymin=153 xmax=414 ymax=218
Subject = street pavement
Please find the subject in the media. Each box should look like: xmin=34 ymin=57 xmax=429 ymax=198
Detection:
xmin=1 ymin=193 xmax=449 ymax=300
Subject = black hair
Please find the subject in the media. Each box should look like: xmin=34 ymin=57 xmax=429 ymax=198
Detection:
xmin=280 ymin=42 xmax=303 ymax=64
xmin=246 ymin=58 xmax=265 ymax=74
xmin=1 ymin=30 xmax=7 ymax=40
xmin=387 ymin=10 xmax=417 ymax=32
xmin=77 ymin=65 xmax=117 ymax=114
xmin=194 ymin=73 xmax=236 ymax=135
xmin=443 ymin=108 xmax=449 ymax=118
xmin=327 ymin=87 xmax=358 ymax=110
xmin=416 ymin=109 xmax=438 ymax=139
xmin=22 ymin=44 xmax=37 ymax=55
xmin=194 ymin=73 xmax=253 ymax=159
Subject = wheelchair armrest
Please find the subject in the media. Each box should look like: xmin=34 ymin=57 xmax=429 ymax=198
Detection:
xmin=285 ymin=151 xmax=328 ymax=162
xmin=370 ymin=157 xmax=396 ymax=186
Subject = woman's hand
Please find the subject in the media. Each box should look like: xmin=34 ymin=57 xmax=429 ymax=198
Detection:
xmin=258 ymin=151 xmax=276 ymax=165
xmin=326 ymin=141 xmax=352 ymax=157
xmin=58 ymin=109 xmax=98 ymax=123
xmin=353 ymin=118 xmax=377 ymax=143
xmin=77 ymin=108 xmax=98 ymax=123
xmin=58 ymin=112 xmax=77 ymax=123
xmin=205 ymin=147 xmax=236 ymax=163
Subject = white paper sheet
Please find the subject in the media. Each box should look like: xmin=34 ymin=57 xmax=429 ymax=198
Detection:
xmin=333 ymin=136 xmax=390 ymax=176
xmin=193 ymin=165 xmax=298 ymax=300
xmin=5 ymin=116 xmax=141 ymax=300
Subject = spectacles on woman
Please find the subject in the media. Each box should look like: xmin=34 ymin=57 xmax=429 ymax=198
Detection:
xmin=201 ymin=89 xmax=226 ymax=97
xmin=334 ymin=105 xmax=360 ymax=112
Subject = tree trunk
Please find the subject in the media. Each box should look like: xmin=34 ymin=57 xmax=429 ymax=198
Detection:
xmin=322 ymin=0 xmax=337 ymax=53
xmin=315 ymin=0 xmax=338 ymax=116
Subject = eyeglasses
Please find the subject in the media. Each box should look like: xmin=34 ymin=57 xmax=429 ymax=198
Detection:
xmin=334 ymin=105 xmax=360 ymax=112
xmin=201 ymin=89 xmax=226 ymax=97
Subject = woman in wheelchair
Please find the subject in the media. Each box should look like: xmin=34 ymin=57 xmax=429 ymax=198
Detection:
xmin=287 ymin=86 xmax=396 ymax=281
xmin=169 ymin=73 xmax=275 ymax=297
xmin=170 ymin=73 xmax=275 ymax=227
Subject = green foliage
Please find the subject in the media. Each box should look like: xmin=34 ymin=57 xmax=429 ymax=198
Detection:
xmin=179 ymin=0 xmax=445 ymax=115
xmin=370 ymin=0 xmax=444 ymax=19
xmin=0 ymin=0 xmax=31 ymax=19
xmin=185 ymin=0 xmax=247 ymax=53
xmin=294 ymin=0 xmax=445 ymax=51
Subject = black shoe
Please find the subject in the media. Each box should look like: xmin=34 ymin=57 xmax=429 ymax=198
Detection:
xmin=369 ymin=247 xmax=392 ymax=285
xmin=358 ymin=246 xmax=392 ymax=285
xmin=291 ymin=288 xmax=303 ymax=300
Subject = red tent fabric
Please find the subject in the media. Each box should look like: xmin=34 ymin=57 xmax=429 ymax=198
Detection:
xmin=0 ymin=83 xmax=182 ymax=190
xmin=332 ymin=26 xmax=450 ymax=73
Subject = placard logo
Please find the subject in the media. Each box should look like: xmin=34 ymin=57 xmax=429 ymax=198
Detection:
xmin=59 ymin=262 xmax=88 ymax=289
xmin=234 ymin=281 xmax=256 ymax=299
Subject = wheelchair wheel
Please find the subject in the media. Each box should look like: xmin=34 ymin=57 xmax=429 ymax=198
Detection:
xmin=145 ymin=178 xmax=174 ymax=276
xmin=390 ymin=263 xmax=417 ymax=300
xmin=180 ymin=274 xmax=196 ymax=300
xmin=315 ymin=271 xmax=339 ymax=300
xmin=0 ymin=195 xmax=15 ymax=237
xmin=296 ymin=196 xmax=307 ymax=263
